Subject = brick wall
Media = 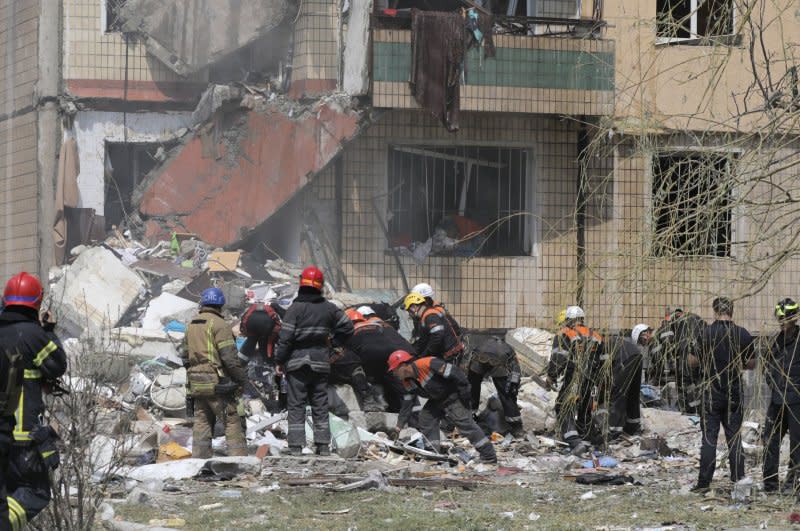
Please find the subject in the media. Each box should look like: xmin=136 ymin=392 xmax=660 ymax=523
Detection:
xmin=0 ymin=0 xmax=40 ymax=278
xmin=290 ymin=0 xmax=339 ymax=97
xmin=63 ymin=0 xmax=206 ymax=102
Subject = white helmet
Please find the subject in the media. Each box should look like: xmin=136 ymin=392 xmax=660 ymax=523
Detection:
xmin=565 ymin=306 xmax=585 ymax=321
xmin=411 ymin=282 xmax=435 ymax=299
xmin=356 ymin=305 xmax=376 ymax=316
xmin=631 ymin=323 xmax=652 ymax=344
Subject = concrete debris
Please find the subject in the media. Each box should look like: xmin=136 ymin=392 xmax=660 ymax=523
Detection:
xmin=505 ymin=327 xmax=554 ymax=375
xmin=119 ymin=0 xmax=290 ymax=76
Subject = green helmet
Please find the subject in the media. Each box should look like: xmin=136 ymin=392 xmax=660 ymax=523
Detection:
xmin=775 ymin=298 xmax=799 ymax=321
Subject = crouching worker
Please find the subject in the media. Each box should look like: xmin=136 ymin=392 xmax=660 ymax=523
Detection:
xmin=275 ymin=266 xmax=354 ymax=456
xmin=181 ymin=287 xmax=248 ymax=458
xmin=0 ymin=272 xmax=66 ymax=530
xmin=389 ymin=350 xmax=497 ymax=464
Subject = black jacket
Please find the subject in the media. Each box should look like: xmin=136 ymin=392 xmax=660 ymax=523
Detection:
xmin=700 ymin=320 xmax=754 ymax=404
xmin=346 ymin=318 xmax=416 ymax=377
xmin=274 ymin=288 xmax=354 ymax=374
xmin=0 ymin=308 xmax=67 ymax=443
xmin=413 ymin=305 xmax=463 ymax=359
xmin=763 ymin=325 xmax=800 ymax=405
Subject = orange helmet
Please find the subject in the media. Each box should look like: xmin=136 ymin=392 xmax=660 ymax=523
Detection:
xmin=3 ymin=272 xmax=43 ymax=310
xmin=299 ymin=266 xmax=324 ymax=290
xmin=387 ymin=350 xmax=413 ymax=372
xmin=345 ymin=308 xmax=364 ymax=322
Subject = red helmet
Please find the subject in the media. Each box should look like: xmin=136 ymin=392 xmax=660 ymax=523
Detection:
xmin=345 ymin=308 xmax=364 ymax=323
xmin=387 ymin=350 xmax=413 ymax=372
xmin=4 ymin=272 xmax=43 ymax=310
xmin=299 ymin=266 xmax=324 ymax=290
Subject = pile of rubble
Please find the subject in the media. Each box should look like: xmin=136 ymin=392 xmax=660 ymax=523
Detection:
xmin=42 ymin=234 xmax=780 ymax=528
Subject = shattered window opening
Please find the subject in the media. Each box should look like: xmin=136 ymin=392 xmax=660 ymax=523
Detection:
xmin=651 ymin=151 xmax=736 ymax=258
xmin=656 ymin=0 xmax=735 ymax=44
xmin=104 ymin=0 xmax=127 ymax=33
xmin=388 ymin=145 xmax=533 ymax=258
xmin=104 ymin=141 xmax=175 ymax=231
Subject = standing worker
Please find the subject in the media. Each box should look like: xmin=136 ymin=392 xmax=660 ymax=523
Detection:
xmin=546 ymin=306 xmax=604 ymax=452
xmin=404 ymin=292 xmax=464 ymax=363
xmin=0 ymin=273 xmax=66 ymax=530
xmin=389 ymin=350 xmax=497 ymax=463
xmin=692 ymin=297 xmax=754 ymax=493
xmin=181 ymin=287 xmax=248 ymax=458
xmin=275 ymin=267 xmax=354 ymax=456
xmin=762 ymin=298 xmax=800 ymax=493
xmin=602 ymin=330 xmax=644 ymax=439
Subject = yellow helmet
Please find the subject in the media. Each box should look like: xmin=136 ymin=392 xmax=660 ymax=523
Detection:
xmin=556 ymin=309 xmax=567 ymax=326
xmin=404 ymin=292 xmax=426 ymax=311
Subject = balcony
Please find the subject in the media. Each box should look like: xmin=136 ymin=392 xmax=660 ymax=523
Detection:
xmin=371 ymin=10 xmax=615 ymax=116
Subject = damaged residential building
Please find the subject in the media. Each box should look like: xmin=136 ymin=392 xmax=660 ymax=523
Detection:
xmin=1 ymin=0 xmax=798 ymax=332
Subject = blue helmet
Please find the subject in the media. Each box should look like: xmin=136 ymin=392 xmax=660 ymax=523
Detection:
xmin=200 ymin=287 xmax=225 ymax=307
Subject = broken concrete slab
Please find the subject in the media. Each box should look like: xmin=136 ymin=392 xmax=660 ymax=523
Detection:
xmin=505 ymin=328 xmax=554 ymax=375
xmin=119 ymin=0 xmax=290 ymax=76
xmin=141 ymin=293 xmax=197 ymax=330
xmin=48 ymin=246 xmax=146 ymax=338
xmin=109 ymin=327 xmax=183 ymax=363
xmin=138 ymin=101 xmax=367 ymax=247
xmin=123 ymin=456 xmax=261 ymax=482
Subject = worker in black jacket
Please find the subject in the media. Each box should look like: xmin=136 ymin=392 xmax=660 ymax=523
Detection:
xmin=404 ymin=292 xmax=464 ymax=362
xmin=692 ymin=297 xmax=754 ymax=492
xmin=275 ymin=267 xmax=354 ymax=456
xmin=763 ymin=298 xmax=800 ymax=493
xmin=0 ymin=272 xmax=67 ymax=530
xmin=345 ymin=307 xmax=416 ymax=412
xmin=604 ymin=333 xmax=643 ymax=439
xmin=389 ymin=351 xmax=497 ymax=463
xmin=465 ymin=335 xmax=523 ymax=438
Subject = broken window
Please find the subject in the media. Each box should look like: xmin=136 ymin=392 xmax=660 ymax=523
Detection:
xmin=104 ymin=142 xmax=174 ymax=230
xmin=387 ymin=145 xmax=533 ymax=258
xmin=656 ymin=0 xmax=735 ymax=43
xmin=652 ymin=152 xmax=735 ymax=258
xmin=104 ymin=0 xmax=127 ymax=33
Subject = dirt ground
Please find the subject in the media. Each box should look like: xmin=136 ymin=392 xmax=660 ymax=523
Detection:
xmin=107 ymin=451 xmax=800 ymax=531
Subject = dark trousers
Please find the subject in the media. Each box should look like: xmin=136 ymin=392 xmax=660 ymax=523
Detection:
xmin=676 ymin=360 xmax=700 ymax=414
xmin=240 ymin=336 xmax=268 ymax=360
xmin=468 ymin=371 xmax=522 ymax=428
xmin=609 ymin=358 xmax=642 ymax=437
xmin=330 ymin=354 xmax=371 ymax=400
xmin=698 ymin=399 xmax=744 ymax=484
xmin=0 ymin=429 xmax=10 ymax=531
xmin=418 ymin=397 xmax=496 ymax=461
xmin=6 ymin=444 xmax=50 ymax=530
xmin=763 ymin=401 xmax=800 ymax=489
xmin=555 ymin=376 xmax=594 ymax=446
xmin=286 ymin=366 xmax=330 ymax=448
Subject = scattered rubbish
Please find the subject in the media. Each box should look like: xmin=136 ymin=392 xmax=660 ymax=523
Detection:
xmin=199 ymin=503 xmax=225 ymax=511
xmin=147 ymin=518 xmax=186 ymax=528
xmin=528 ymin=512 xmax=541 ymax=521
xmin=218 ymin=489 xmax=243 ymax=498
xmin=582 ymin=456 xmax=618 ymax=469
xmin=156 ymin=441 xmax=191 ymax=463
xmin=731 ymin=477 xmax=753 ymax=502
xmin=319 ymin=508 xmax=352 ymax=515
xmin=580 ymin=491 xmax=596 ymax=500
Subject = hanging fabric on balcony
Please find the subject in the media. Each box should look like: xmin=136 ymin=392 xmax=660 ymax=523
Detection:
xmin=410 ymin=8 xmax=495 ymax=132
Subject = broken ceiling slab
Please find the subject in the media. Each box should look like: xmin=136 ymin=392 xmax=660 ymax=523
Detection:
xmin=138 ymin=99 xmax=368 ymax=247
xmin=119 ymin=0 xmax=291 ymax=76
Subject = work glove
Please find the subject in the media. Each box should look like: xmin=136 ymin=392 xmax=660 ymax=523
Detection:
xmin=544 ymin=377 xmax=556 ymax=391
xmin=40 ymin=310 xmax=57 ymax=332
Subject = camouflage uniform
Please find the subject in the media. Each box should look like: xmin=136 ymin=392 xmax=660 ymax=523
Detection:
xmin=181 ymin=306 xmax=248 ymax=458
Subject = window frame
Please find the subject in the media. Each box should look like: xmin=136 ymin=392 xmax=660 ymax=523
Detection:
xmin=650 ymin=148 xmax=739 ymax=259
xmin=385 ymin=142 xmax=538 ymax=259
xmin=655 ymin=0 xmax=738 ymax=46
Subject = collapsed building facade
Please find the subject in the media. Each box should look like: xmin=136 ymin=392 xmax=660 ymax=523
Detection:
xmin=1 ymin=0 xmax=799 ymax=333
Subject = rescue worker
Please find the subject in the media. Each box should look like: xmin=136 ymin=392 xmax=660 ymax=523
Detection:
xmin=0 ymin=272 xmax=66 ymax=530
xmin=661 ymin=308 xmax=706 ymax=414
xmin=329 ymin=309 xmax=385 ymax=412
xmin=545 ymin=305 xmax=604 ymax=452
xmin=692 ymin=297 xmax=754 ymax=493
xmin=239 ymin=301 xmax=284 ymax=363
xmin=404 ymin=292 xmax=464 ymax=363
xmin=464 ymin=335 xmax=524 ymax=438
xmin=342 ymin=307 xmax=414 ymax=412
xmin=275 ymin=266 xmax=354 ymax=456
xmin=181 ymin=287 xmax=248 ymax=459
xmin=762 ymin=298 xmax=800 ymax=493
xmin=602 ymin=330 xmax=643 ymax=439
xmin=389 ymin=350 xmax=497 ymax=463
